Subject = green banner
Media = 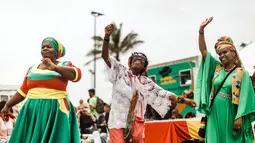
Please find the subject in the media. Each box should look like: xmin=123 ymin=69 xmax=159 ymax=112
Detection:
xmin=147 ymin=61 xmax=196 ymax=118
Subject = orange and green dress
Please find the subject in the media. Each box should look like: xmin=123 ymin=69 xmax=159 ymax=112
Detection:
xmin=9 ymin=61 xmax=82 ymax=143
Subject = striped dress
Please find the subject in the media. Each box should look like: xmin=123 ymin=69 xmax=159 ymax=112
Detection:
xmin=9 ymin=61 xmax=82 ymax=143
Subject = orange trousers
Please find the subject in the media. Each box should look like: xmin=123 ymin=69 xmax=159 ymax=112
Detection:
xmin=109 ymin=128 xmax=143 ymax=143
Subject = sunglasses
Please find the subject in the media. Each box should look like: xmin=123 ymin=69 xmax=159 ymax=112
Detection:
xmin=132 ymin=53 xmax=147 ymax=61
xmin=133 ymin=55 xmax=146 ymax=61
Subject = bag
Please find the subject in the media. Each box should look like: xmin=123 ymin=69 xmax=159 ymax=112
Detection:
xmin=124 ymin=101 xmax=145 ymax=141
xmin=198 ymin=66 xmax=236 ymax=138
xmin=132 ymin=103 xmax=145 ymax=141
xmin=96 ymin=97 xmax=105 ymax=114
xmin=132 ymin=116 xmax=145 ymax=141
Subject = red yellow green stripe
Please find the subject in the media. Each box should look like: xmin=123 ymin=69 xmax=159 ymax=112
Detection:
xmin=144 ymin=119 xmax=204 ymax=143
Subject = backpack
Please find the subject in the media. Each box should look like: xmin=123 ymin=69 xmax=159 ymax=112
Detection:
xmin=96 ymin=97 xmax=105 ymax=114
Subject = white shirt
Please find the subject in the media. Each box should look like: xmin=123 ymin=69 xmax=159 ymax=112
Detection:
xmin=0 ymin=118 xmax=14 ymax=137
xmin=105 ymin=57 xmax=175 ymax=129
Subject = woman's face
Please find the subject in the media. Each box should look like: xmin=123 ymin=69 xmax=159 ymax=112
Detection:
xmin=131 ymin=57 xmax=145 ymax=71
xmin=218 ymin=47 xmax=236 ymax=66
xmin=41 ymin=41 xmax=56 ymax=59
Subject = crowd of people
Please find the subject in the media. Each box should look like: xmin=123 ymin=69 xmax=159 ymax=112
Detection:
xmin=0 ymin=16 xmax=255 ymax=143
xmin=75 ymin=89 xmax=111 ymax=143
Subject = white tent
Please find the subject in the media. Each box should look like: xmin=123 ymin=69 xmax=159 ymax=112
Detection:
xmin=238 ymin=43 xmax=255 ymax=75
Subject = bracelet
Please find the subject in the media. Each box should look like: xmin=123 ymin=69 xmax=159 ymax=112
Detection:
xmin=176 ymin=96 xmax=185 ymax=104
xmin=104 ymin=37 xmax=110 ymax=42
xmin=199 ymin=30 xmax=204 ymax=34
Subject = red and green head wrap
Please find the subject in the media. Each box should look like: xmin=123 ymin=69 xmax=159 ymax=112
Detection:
xmin=42 ymin=37 xmax=66 ymax=59
xmin=214 ymin=36 xmax=243 ymax=67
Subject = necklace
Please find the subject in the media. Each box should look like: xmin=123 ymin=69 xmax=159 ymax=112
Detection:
xmin=224 ymin=65 xmax=236 ymax=72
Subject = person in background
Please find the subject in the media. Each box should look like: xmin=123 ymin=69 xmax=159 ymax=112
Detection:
xmin=170 ymin=108 xmax=182 ymax=119
xmin=79 ymin=104 xmax=97 ymax=135
xmin=104 ymin=103 xmax=111 ymax=124
xmin=78 ymin=99 xmax=84 ymax=110
xmin=1 ymin=37 xmax=82 ymax=143
xmin=195 ymin=17 xmax=255 ymax=143
xmin=76 ymin=99 xmax=85 ymax=116
xmin=96 ymin=113 xmax=108 ymax=143
xmin=184 ymin=112 xmax=196 ymax=118
xmin=0 ymin=101 xmax=15 ymax=142
xmin=88 ymin=89 xmax=99 ymax=118
xmin=95 ymin=103 xmax=111 ymax=143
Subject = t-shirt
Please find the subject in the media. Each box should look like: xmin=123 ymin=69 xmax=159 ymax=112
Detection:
xmin=89 ymin=96 xmax=98 ymax=117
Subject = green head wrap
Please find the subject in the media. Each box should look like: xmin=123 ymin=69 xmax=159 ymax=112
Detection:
xmin=42 ymin=37 xmax=66 ymax=59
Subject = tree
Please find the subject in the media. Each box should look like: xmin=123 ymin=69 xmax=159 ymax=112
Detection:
xmin=84 ymin=23 xmax=144 ymax=66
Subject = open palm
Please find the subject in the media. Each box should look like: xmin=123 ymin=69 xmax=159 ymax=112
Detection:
xmin=200 ymin=17 xmax=213 ymax=30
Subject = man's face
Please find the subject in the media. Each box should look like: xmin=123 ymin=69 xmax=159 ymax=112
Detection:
xmin=89 ymin=91 xmax=94 ymax=97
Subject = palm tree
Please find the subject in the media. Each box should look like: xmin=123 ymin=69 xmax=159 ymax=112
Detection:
xmin=84 ymin=23 xmax=144 ymax=66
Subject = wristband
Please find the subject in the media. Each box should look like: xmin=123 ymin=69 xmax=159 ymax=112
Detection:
xmin=176 ymin=96 xmax=185 ymax=103
xmin=199 ymin=30 xmax=204 ymax=34
xmin=104 ymin=37 xmax=110 ymax=42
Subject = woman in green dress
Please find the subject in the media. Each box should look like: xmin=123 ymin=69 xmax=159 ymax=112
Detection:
xmin=1 ymin=37 xmax=82 ymax=143
xmin=195 ymin=17 xmax=255 ymax=143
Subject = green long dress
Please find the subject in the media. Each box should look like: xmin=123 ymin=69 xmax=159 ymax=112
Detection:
xmin=9 ymin=61 xmax=81 ymax=143
xmin=195 ymin=52 xmax=255 ymax=143
xmin=9 ymin=99 xmax=80 ymax=143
